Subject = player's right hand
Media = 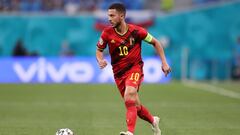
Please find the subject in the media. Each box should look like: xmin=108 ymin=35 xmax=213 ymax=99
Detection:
xmin=98 ymin=59 xmax=107 ymax=69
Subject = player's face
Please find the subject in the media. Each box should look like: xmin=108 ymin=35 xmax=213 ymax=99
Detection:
xmin=108 ymin=9 xmax=124 ymax=28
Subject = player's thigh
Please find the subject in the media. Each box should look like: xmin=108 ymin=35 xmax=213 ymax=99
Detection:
xmin=124 ymin=86 xmax=141 ymax=106
xmin=124 ymin=69 xmax=143 ymax=101
xmin=124 ymin=85 xmax=138 ymax=101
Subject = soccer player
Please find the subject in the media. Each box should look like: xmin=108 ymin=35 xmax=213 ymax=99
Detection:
xmin=96 ymin=3 xmax=171 ymax=135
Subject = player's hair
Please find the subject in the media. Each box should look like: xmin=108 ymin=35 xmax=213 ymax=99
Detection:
xmin=108 ymin=3 xmax=126 ymax=16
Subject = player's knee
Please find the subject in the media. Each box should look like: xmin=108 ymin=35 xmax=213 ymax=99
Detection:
xmin=124 ymin=86 xmax=137 ymax=102
xmin=124 ymin=94 xmax=136 ymax=102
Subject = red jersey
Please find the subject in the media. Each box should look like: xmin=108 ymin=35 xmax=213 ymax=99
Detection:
xmin=97 ymin=24 xmax=148 ymax=78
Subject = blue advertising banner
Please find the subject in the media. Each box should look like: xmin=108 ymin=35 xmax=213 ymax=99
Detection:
xmin=0 ymin=57 xmax=171 ymax=83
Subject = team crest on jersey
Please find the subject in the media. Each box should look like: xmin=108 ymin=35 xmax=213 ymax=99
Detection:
xmin=111 ymin=39 xmax=115 ymax=44
xmin=129 ymin=37 xmax=135 ymax=46
xmin=99 ymin=38 xmax=104 ymax=45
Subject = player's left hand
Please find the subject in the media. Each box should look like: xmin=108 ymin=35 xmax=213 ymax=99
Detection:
xmin=162 ymin=63 xmax=171 ymax=77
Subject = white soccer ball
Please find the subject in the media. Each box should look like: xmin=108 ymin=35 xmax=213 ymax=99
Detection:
xmin=56 ymin=128 xmax=74 ymax=135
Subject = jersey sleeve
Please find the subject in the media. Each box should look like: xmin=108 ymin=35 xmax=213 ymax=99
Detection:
xmin=97 ymin=30 xmax=108 ymax=51
xmin=138 ymin=26 xmax=153 ymax=43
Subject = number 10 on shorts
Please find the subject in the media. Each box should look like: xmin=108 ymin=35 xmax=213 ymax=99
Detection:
xmin=129 ymin=73 xmax=140 ymax=81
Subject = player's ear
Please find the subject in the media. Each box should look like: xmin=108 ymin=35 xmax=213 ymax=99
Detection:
xmin=120 ymin=13 xmax=125 ymax=18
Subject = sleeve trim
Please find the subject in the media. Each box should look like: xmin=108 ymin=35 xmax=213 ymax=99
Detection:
xmin=97 ymin=46 xmax=104 ymax=52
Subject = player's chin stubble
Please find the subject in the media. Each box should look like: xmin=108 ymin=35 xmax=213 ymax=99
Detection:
xmin=112 ymin=21 xmax=121 ymax=28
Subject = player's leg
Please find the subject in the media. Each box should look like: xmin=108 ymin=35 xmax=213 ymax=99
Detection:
xmin=120 ymin=68 xmax=144 ymax=135
xmin=120 ymin=65 xmax=161 ymax=135
xmin=135 ymin=94 xmax=154 ymax=124
xmin=115 ymin=77 xmax=136 ymax=135
xmin=123 ymin=85 xmax=138 ymax=135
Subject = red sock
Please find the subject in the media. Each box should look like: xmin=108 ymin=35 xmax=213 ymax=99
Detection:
xmin=137 ymin=105 xmax=154 ymax=124
xmin=125 ymin=100 xmax=137 ymax=134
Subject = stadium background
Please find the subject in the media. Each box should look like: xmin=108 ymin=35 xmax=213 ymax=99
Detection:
xmin=0 ymin=0 xmax=240 ymax=135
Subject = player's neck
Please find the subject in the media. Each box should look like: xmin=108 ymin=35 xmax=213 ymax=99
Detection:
xmin=115 ymin=22 xmax=128 ymax=35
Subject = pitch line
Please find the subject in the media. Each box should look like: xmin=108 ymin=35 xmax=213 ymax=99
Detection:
xmin=183 ymin=80 xmax=240 ymax=100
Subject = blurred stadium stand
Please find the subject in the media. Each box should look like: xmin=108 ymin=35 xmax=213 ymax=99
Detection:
xmin=0 ymin=0 xmax=240 ymax=81
xmin=0 ymin=0 xmax=236 ymax=13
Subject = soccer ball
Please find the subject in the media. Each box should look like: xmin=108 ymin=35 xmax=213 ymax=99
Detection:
xmin=56 ymin=128 xmax=74 ymax=135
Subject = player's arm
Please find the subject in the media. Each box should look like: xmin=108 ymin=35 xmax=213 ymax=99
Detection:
xmin=96 ymin=34 xmax=108 ymax=69
xmin=144 ymin=33 xmax=171 ymax=76
xmin=96 ymin=49 xmax=107 ymax=69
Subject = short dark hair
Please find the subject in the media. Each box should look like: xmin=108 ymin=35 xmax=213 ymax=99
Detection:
xmin=108 ymin=3 xmax=126 ymax=16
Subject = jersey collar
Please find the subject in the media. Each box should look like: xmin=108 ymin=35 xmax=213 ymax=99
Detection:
xmin=114 ymin=24 xmax=129 ymax=36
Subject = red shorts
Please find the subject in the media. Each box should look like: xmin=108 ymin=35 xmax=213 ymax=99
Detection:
xmin=114 ymin=65 xmax=144 ymax=98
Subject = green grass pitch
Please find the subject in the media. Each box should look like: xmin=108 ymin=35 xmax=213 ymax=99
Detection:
xmin=0 ymin=82 xmax=239 ymax=135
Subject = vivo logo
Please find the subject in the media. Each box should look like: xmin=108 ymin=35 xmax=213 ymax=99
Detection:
xmin=13 ymin=58 xmax=94 ymax=83
xmin=3 ymin=57 xmax=169 ymax=83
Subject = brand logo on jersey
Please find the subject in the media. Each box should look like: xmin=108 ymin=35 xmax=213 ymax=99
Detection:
xmin=110 ymin=39 xmax=115 ymax=44
xmin=99 ymin=38 xmax=104 ymax=45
